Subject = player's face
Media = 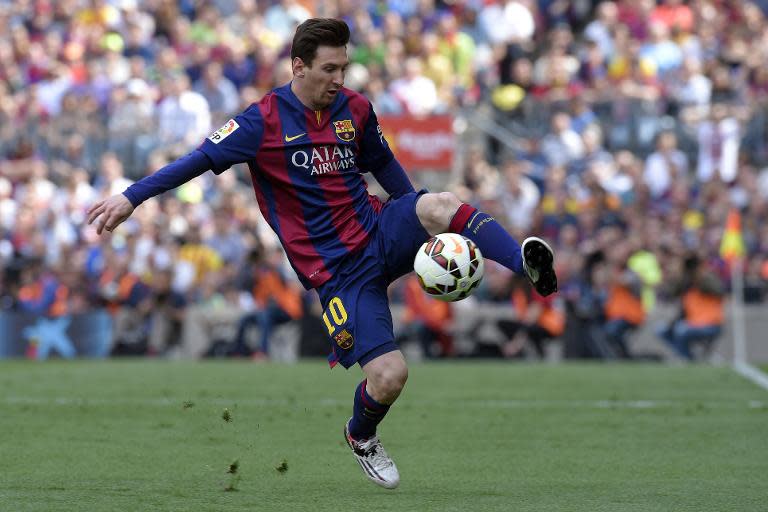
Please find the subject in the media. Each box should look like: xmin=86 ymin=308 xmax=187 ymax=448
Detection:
xmin=303 ymin=45 xmax=348 ymax=109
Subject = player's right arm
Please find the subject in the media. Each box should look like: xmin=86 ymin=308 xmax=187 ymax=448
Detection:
xmin=87 ymin=105 xmax=265 ymax=234
xmin=87 ymin=150 xmax=213 ymax=234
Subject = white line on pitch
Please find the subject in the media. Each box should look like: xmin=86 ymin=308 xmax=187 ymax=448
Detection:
xmin=733 ymin=362 xmax=768 ymax=392
xmin=2 ymin=396 xmax=764 ymax=410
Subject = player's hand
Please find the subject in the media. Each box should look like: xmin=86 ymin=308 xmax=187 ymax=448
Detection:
xmin=87 ymin=193 xmax=135 ymax=235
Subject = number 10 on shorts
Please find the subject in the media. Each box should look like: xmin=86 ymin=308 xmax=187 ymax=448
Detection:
xmin=322 ymin=296 xmax=348 ymax=335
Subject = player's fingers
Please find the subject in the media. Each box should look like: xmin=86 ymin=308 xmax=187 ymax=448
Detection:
xmin=104 ymin=212 xmax=129 ymax=233
xmin=86 ymin=199 xmax=105 ymax=215
xmin=96 ymin=214 xmax=108 ymax=235
xmin=100 ymin=213 xmax=117 ymax=234
xmin=96 ymin=209 xmax=117 ymax=234
xmin=87 ymin=203 xmax=106 ymax=225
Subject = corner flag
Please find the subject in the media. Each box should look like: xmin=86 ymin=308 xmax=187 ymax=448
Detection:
xmin=719 ymin=208 xmax=745 ymax=263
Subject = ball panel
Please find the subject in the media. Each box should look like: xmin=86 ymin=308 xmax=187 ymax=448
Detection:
xmin=431 ymin=239 xmax=445 ymax=256
xmin=432 ymin=253 xmax=449 ymax=269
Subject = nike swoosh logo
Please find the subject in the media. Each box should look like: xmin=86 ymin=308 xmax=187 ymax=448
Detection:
xmin=448 ymin=235 xmax=464 ymax=254
xmin=284 ymin=133 xmax=305 ymax=142
xmin=466 ymin=212 xmax=480 ymax=229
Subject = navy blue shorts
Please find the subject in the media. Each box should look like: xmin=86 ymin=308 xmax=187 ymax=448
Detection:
xmin=316 ymin=191 xmax=430 ymax=369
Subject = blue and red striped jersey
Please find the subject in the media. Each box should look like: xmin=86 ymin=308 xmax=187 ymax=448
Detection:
xmin=199 ymin=83 xmax=396 ymax=289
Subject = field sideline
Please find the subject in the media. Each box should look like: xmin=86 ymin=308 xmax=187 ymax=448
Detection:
xmin=1 ymin=361 xmax=766 ymax=512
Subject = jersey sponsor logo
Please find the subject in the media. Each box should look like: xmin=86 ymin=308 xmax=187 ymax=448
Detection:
xmin=334 ymin=329 xmax=354 ymax=350
xmin=291 ymin=144 xmax=356 ymax=175
xmin=284 ymin=132 xmax=305 ymax=142
xmin=333 ymin=119 xmax=355 ymax=142
xmin=208 ymin=119 xmax=239 ymax=144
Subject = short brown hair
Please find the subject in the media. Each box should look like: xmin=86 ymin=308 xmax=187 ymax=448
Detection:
xmin=291 ymin=18 xmax=350 ymax=67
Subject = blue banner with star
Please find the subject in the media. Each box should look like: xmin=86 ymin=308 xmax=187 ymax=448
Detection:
xmin=0 ymin=311 xmax=112 ymax=359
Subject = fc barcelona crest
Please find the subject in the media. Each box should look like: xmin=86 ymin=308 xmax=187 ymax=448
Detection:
xmin=333 ymin=119 xmax=356 ymax=142
xmin=334 ymin=329 xmax=354 ymax=349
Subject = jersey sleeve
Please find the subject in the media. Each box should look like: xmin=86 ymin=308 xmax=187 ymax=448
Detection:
xmin=198 ymin=104 xmax=264 ymax=174
xmin=355 ymin=103 xmax=395 ymax=174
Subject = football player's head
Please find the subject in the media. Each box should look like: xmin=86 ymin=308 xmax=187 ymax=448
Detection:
xmin=291 ymin=18 xmax=350 ymax=109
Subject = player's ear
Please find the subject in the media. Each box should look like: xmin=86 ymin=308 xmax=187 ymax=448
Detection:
xmin=293 ymin=57 xmax=306 ymax=79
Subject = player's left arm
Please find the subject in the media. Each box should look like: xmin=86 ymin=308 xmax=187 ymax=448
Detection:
xmin=357 ymin=103 xmax=415 ymax=199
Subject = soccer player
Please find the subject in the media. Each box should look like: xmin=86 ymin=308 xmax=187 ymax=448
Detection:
xmin=87 ymin=18 xmax=557 ymax=489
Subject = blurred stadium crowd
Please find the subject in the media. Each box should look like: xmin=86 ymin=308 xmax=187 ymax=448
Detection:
xmin=1 ymin=0 xmax=768 ymax=360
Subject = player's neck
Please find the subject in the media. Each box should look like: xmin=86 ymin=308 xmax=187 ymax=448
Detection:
xmin=290 ymin=81 xmax=326 ymax=111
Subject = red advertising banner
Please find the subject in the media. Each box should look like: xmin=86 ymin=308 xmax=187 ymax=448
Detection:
xmin=378 ymin=115 xmax=455 ymax=171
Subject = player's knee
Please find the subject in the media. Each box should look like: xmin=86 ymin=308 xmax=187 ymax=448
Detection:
xmin=368 ymin=363 xmax=408 ymax=402
xmin=416 ymin=192 xmax=462 ymax=235
xmin=429 ymin=191 xmax=461 ymax=219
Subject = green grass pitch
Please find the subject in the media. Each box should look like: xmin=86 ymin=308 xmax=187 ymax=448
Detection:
xmin=1 ymin=361 xmax=766 ymax=512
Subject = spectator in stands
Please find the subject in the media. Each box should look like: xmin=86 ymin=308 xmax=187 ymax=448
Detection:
xmin=0 ymin=176 xmax=16 ymax=232
xmin=697 ymin=103 xmax=740 ymax=184
xmin=99 ymin=250 xmax=149 ymax=350
xmin=17 ymin=259 xmax=68 ymax=318
xmin=398 ymin=274 xmax=454 ymax=358
xmin=155 ymin=73 xmax=211 ymax=158
xmin=204 ymin=209 xmax=247 ymax=266
xmin=193 ymin=61 xmax=240 ymax=122
xmin=145 ymin=269 xmax=187 ymax=356
xmin=264 ymin=0 xmax=310 ymax=41
xmin=541 ymin=111 xmax=585 ymax=167
xmin=107 ymin=78 xmax=156 ymax=178
xmin=650 ymin=0 xmax=694 ymax=33
xmin=639 ymin=21 xmax=683 ymax=78
xmin=181 ymin=272 xmax=243 ymax=358
xmin=389 ymin=56 xmax=439 ymax=116
xmin=478 ymin=0 xmax=535 ymax=46
xmin=584 ymin=2 xmax=619 ymax=60
xmin=643 ymin=130 xmax=688 ymax=200
xmin=571 ymin=124 xmax=613 ymax=177
xmin=176 ymin=225 xmax=223 ymax=295
xmin=658 ymin=254 xmax=725 ymax=360
xmin=603 ymin=246 xmax=645 ymax=358
xmin=17 ymin=260 xmax=78 ymax=360
xmin=669 ymin=57 xmax=711 ymax=122
xmin=561 ymin=250 xmax=616 ymax=359
xmin=434 ymin=12 xmax=476 ymax=97
xmin=231 ymin=246 xmax=303 ymax=359
xmin=501 ymin=277 xmax=565 ymax=359
xmin=94 ymin=152 xmax=133 ymax=197
xmin=498 ymin=158 xmax=540 ymax=233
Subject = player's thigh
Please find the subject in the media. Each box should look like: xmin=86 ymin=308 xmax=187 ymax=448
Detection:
xmin=318 ymin=276 xmax=397 ymax=369
xmin=375 ymin=190 xmax=432 ymax=282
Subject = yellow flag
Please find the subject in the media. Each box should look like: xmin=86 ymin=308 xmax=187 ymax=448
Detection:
xmin=720 ymin=209 xmax=745 ymax=262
